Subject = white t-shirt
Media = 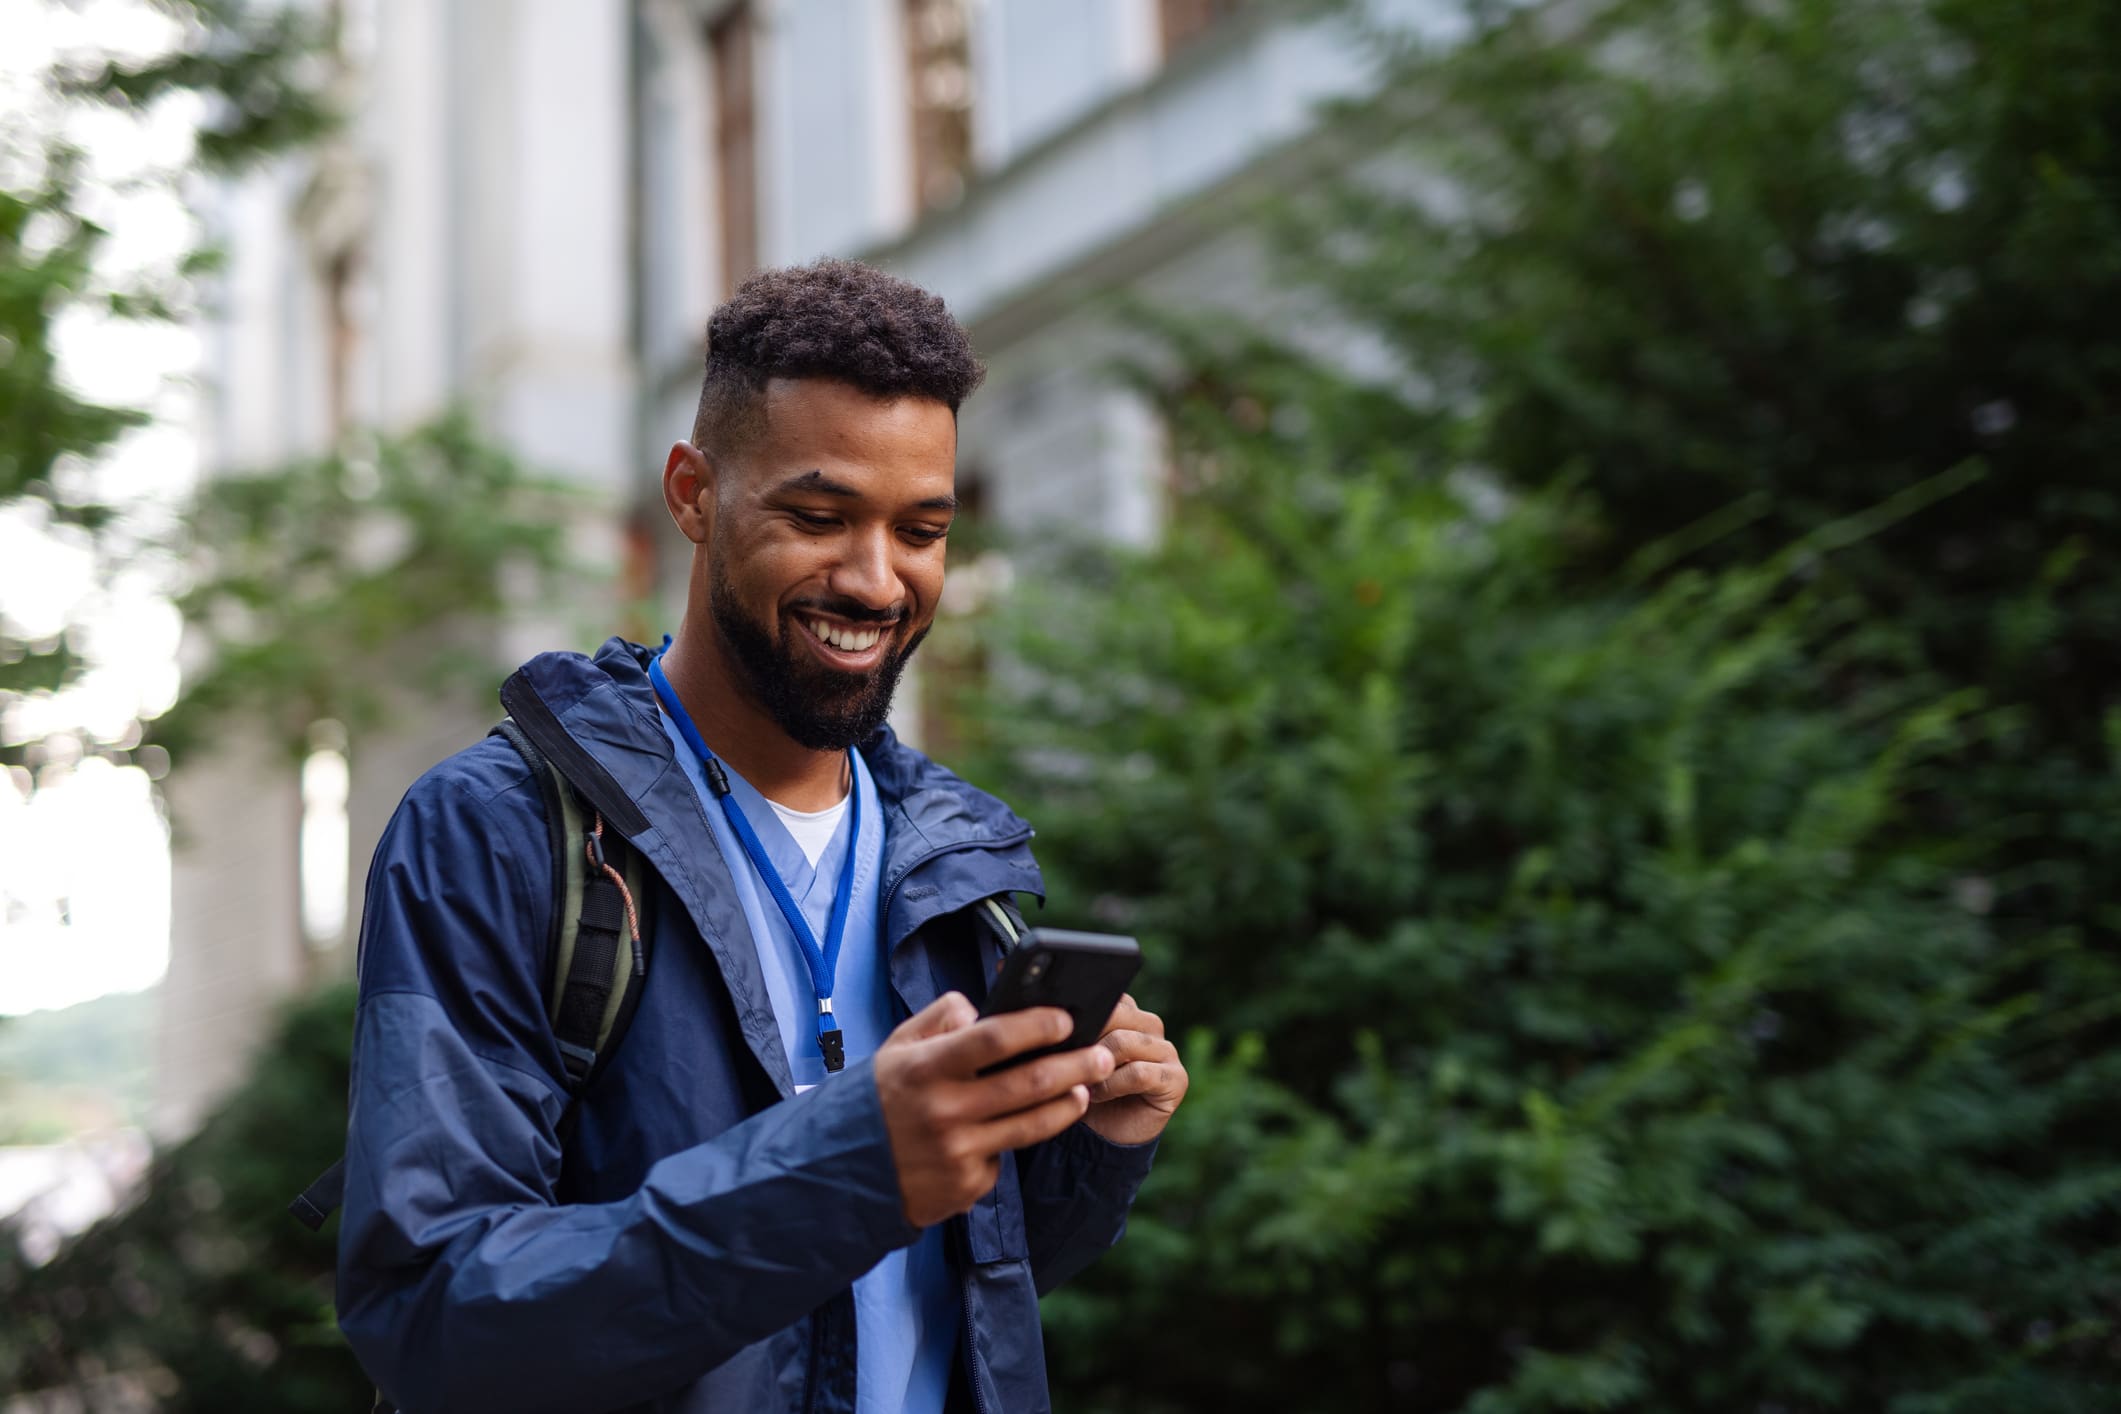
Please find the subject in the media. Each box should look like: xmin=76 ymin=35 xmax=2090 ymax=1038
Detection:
xmin=767 ymin=794 xmax=849 ymax=868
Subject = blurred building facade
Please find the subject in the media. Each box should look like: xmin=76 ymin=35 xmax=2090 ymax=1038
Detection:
xmin=158 ymin=0 xmax=1410 ymax=1135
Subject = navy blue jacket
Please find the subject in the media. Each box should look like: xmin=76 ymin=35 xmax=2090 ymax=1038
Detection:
xmin=336 ymin=639 xmax=1157 ymax=1413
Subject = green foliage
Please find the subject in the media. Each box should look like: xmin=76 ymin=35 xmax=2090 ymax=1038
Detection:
xmin=0 ymin=149 xmax=148 ymax=518
xmin=961 ymin=0 xmax=2121 ymax=1407
xmin=153 ymin=411 xmax=584 ymax=766
xmin=0 ymin=984 xmax=368 ymax=1411
xmin=980 ymin=457 xmax=2116 ymax=1411
xmin=0 ymin=1 xmax=332 ymax=762
xmin=1295 ymin=0 xmax=2121 ymax=952
xmin=58 ymin=1 xmax=339 ymax=171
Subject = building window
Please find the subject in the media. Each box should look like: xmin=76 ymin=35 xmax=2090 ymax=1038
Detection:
xmin=1159 ymin=0 xmax=1236 ymax=59
xmin=905 ymin=0 xmax=974 ymax=212
xmin=709 ymin=4 xmax=759 ymax=294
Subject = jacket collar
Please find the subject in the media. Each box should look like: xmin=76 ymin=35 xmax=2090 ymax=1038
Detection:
xmin=502 ymin=638 xmax=1042 ymax=1093
xmin=519 ymin=637 xmax=1038 ymax=853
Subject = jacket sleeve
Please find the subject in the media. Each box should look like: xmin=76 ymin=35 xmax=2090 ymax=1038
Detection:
xmin=336 ymin=768 xmax=917 ymax=1414
xmin=1015 ymin=1122 xmax=1158 ymax=1295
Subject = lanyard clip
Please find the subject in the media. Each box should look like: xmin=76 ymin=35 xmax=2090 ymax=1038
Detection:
xmin=817 ymin=997 xmax=843 ymax=1072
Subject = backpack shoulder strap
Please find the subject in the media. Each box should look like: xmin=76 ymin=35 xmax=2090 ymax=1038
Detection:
xmin=289 ymin=1157 xmax=345 ymax=1232
xmin=491 ymin=717 xmax=653 ymax=1091
xmin=971 ymin=891 xmax=1031 ymax=990
xmin=978 ymin=892 xmax=1029 ymax=952
xmin=290 ymin=718 xmax=656 ymax=1233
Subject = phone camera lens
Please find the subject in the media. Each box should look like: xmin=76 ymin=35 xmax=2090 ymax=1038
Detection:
xmin=1025 ymin=951 xmax=1049 ymax=980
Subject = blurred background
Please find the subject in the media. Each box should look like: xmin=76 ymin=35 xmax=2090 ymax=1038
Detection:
xmin=1 ymin=0 xmax=2116 ymax=1409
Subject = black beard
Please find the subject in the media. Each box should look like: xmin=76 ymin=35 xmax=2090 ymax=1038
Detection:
xmin=709 ymin=554 xmax=928 ymax=751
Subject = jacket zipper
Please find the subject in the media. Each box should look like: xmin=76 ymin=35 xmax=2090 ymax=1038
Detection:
xmin=959 ymin=1240 xmax=991 ymax=1414
xmin=886 ymin=831 xmax=1028 ymax=1414
xmin=802 ymin=1302 xmax=823 ymax=1414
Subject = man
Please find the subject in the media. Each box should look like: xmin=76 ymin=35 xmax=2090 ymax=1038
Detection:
xmin=335 ymin=259 xmax=1187 ymax=1413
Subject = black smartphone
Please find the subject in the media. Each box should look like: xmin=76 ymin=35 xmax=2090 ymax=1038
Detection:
xmin=976 ymin=928 xmax=1143 ymax=1075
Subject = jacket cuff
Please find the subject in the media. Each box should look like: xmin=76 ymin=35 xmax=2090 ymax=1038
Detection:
xmin=1054 ymin=1119 xmax=1160 ymax=1179
xmin=751 ymin=1053 xmax=921 ymax=1257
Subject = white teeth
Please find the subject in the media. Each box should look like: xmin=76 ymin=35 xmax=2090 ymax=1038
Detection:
xmin=806 ymin=618 xmax=882 ymax=653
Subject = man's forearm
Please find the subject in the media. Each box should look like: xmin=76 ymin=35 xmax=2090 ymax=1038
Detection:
xmin=338 ymin=993 xmax=916 ymax=1413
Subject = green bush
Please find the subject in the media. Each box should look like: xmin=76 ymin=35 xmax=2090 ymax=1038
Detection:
xmin=956 ymin=0 xmax=2121 ymax=1403
xmin=972 ymin=452 xmax=2116 ymax=1411
xmin=0 ymin=985 xmax=369 ymax=1411
xmin=1289 ymin=0 xmax=2121 ymax=973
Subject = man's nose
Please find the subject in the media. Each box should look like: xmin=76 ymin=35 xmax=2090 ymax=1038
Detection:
xmin=829 ymin=526 xmax=901 ymax=613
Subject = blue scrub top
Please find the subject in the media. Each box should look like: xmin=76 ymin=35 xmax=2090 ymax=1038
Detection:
xmin=656 ymin=708 xmax=958 ymax=1414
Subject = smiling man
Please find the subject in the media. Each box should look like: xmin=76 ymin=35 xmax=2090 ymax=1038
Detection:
xmin=334 ymin=260 xmax=1186 ymax=1414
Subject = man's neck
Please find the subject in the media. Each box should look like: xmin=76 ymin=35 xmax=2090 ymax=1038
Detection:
xmin=660 ymin=622 xmax=850 ymax=812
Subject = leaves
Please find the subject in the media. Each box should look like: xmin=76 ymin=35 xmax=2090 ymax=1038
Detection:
xmin=0 ymin=986 xmax=370 ymax=1410
xmin=152 ymin=411 xmax=586 ymax=767
xmin=967 ymin=1 xmax=2120 ymax=1407
xmin=1 ymin=0 xmax=335 ymax=769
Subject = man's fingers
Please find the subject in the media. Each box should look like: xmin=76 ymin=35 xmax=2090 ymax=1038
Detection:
xmin=966 ymin=1084 xmax=1091 ymax=1154
xmin=1096 ymin=1028 xmax=1176 ymax=1065
xmin=1088 ymin=1060 xmax=1180 ymax=1104
xmin=927 ymin=1006 xmax=1073 ymax=1075
xmin=955 ymin=1043 xmax=1114 ymax=1121
xmin=1087 ymin=1029 xmax=1180 ymax=1102
xmin=1097 ymin=994 xmax=1165 ymax=1041
xmin=1097 ymin=1027 xmax=1171 ymax=1055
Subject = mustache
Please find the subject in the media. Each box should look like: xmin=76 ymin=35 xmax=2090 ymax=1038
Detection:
xmin=787 ymin=597 xmax=905 ymax=627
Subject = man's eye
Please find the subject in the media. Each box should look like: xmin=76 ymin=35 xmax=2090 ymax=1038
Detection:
xmin=790 ymin=510 xmax=838 ymax=530
xmin=902 ymin=525 xmax=949 ymax=544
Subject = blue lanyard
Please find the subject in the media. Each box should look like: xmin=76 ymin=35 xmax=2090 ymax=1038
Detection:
xmin=649 ymin=651 xmax=860 ymax=1072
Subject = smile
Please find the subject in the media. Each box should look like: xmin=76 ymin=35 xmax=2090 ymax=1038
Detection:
xmin=800 ymin=615 xmax=886 ymax=654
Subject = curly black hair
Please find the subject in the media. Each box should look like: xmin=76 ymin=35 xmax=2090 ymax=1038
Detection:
xmin=691 ymin=258 xmax=985 ymax=454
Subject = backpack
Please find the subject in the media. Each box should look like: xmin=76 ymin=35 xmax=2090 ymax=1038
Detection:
xmin=288 ymin=714 xmax=657 ymax=1233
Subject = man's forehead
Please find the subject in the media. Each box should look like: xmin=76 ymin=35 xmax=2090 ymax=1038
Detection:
xmin=745 ymin=378 xmax=957 ymax=476
xmin=759 ymin=374 xmax=954 ymax=420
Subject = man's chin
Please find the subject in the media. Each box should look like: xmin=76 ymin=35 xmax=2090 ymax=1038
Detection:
xmin=769 ymin=649 xmax=903 ymax=748
xmin=709 ymin=590 xmax=924 ymax=750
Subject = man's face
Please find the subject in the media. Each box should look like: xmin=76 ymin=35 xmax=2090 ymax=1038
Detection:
xmin=702 ymin=378 xmax=958 ymax=750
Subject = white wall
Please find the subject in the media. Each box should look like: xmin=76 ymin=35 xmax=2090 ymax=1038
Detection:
xmin=483 ymin=1 xmax=637 ymax=492
xmin=971 ymin=0 xmax=1155 ymax=169
xmin=879 ymin=5 xmax=1386 ymax=330
xmin=639 ymin=0 xmax=720 ymax=377
xmin=199 ymin=161 xmax=330 ymax=469
xmin=366 ymin=0 xmax=453 ymax=427
xmin=154 ymin=738 xmax=305 ymax=1139
xmin=762 ymin=0 xmax=912 ymax=265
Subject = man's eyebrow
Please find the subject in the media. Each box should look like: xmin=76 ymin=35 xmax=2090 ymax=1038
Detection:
xmin=767 ymin=469 xmax=862 ymax=499
xmin=768 ymin=468 xmax=958 ymax=514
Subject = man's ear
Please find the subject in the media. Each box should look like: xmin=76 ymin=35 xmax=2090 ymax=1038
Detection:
xmin=662 ymin=441 xmax=716 ymax=545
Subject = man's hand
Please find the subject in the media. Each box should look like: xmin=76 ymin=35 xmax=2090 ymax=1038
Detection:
xmin=1083 ymin=994 xmax=1187 ymax=1146
xmin=874 ymin=993 xmax=1117 ymax=1228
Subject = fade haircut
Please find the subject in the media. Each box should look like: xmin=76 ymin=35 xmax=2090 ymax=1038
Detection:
xmin=691 ymin=258 xmax=986 ymax=457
